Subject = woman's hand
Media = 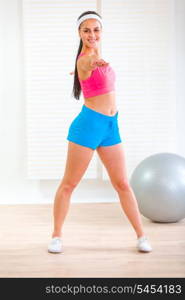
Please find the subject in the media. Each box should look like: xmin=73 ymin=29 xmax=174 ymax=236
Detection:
xmin=88 ymin=54 xmax=109 ymax=70
xmin=91 ymin=58 xmax=109 ymax=68
xmin=69 ymin=55 xmax=109 ymax=75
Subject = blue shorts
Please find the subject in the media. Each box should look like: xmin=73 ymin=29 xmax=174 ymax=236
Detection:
xmin=67 ymin=104 xmax=122 ymax=150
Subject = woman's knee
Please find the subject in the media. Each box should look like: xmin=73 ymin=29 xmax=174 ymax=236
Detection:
xmin=112 ymin=179 xmax=131 ymax=192
xmin=59 ymin=181 xmax=78 ymax=194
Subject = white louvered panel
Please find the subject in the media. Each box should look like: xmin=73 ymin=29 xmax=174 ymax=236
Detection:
xmin=23 ymin=0 xmax=98 ymax=179
xmin=101 ymin=0 xmax=176 ymax=180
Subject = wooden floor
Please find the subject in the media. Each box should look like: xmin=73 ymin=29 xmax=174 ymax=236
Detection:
xmin=0 ymin=203 xmax=184 ymax=278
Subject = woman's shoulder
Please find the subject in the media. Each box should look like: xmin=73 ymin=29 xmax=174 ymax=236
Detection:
xmin=77 ymin=53 xmax=86 ymax=69
xmin=77 ymin=52 xmax=86 ymax=61
xmin=77 ymin=53 xmax=93 ymax=80
xmin=78 ymin=52 xmax=85 ymax=58
xmin=77 ymin=52 xmax=98 ymax=70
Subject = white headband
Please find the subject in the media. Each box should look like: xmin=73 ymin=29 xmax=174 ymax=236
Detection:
xmin=76 ymin=14 xmax=102 ymax=28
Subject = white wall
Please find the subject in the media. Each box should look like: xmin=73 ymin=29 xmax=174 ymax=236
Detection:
xmin=175 ymin=0 xmax=185 ymax=155
xmin=0 ymin=0 xmax=185 ymax=204
xmin=0 ymin=0 xmax=117 ymax=204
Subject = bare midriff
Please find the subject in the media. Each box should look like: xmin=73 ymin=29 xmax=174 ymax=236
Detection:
xmin=84 ymin=91 xmax=117 ymax=116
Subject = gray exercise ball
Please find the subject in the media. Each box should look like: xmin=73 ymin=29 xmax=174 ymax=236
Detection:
xmin=130 ymin=152 xmax=185 ymax=223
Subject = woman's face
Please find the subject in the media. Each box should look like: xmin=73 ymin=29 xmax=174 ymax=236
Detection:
xmin=78 ymin=19 xmax=102 ymax=49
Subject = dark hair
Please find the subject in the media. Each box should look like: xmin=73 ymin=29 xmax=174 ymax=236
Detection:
xmin=71 ymin=11 xmax=102 ymax=100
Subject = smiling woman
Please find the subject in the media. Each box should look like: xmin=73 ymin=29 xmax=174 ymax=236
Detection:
xmin=48 ymin=10 xmax=152 ymax=254
xmin=73 ymin=12 xmax=118 ymax=116
xmin=80 ymin=25 xmax=101 ymax=46
xmin=72 ymin=11 xmax=104 ymax=100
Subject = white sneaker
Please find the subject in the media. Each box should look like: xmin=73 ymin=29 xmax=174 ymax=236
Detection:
xmin=137 ymin=236 xmax=152 ymax=253
xmin=48 ymin=237 xmax=63 ymax=253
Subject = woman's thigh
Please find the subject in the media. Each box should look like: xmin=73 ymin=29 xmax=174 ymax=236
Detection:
xmin=96 ymin=143 xmax=130 ymax=190
xmin=61 ymin=141 xmax=94 ymax=187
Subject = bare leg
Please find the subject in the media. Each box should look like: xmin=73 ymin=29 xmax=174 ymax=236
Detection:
xmin=117 ymin=184 xmax=144 ymax=238
xmin=51 ymin=141 xmax=94 ymax=238
xmin=52 ymin=183 xmax=74 ymax=238
xmin=97 ymin=143 xmax=145 ymax=238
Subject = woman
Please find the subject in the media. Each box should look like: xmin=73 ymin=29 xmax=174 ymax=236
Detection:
xmin=48 ymin=11 xmax=152 ymax=253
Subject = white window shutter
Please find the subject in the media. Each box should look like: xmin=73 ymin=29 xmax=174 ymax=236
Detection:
xmin=23 ymin=0 xmax=98 ymax=179
xmin=101 ymin=0 xmax=176 ymax=180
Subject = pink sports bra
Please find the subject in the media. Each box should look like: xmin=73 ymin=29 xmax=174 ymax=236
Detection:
xmin=77 ymin=52 xmax=116 ymax=98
